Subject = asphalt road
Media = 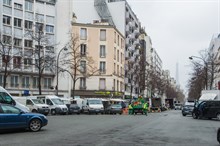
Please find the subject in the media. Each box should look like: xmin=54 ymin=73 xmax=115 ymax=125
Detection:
xmin=0 ymin=110 xmax=219 ymax=146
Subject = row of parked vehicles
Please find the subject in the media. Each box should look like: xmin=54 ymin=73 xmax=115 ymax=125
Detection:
xmin=0 ymin=86 xmax=127 ymax=132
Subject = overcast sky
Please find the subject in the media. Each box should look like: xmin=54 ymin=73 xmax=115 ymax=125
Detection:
xmin=127 ymin=0 xmax=220 ymax=93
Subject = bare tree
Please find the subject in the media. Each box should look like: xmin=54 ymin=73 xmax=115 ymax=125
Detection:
xmin=62 ymin=33 xmax=98 ymax=97
xmin=0 ymin=32 xmax=22 ymax=88
xmin=25 ymin=19 xmax=56 ymax=95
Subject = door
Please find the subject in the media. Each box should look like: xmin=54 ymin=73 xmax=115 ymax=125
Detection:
xmin=0 ymin=105 xmax=27 ymax=129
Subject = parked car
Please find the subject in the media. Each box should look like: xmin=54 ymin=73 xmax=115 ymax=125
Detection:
xmin=0 ymin=104 xmax=48 ymax=132
xmin=105 ymin=104 xmax=123 ymax=114
xmin=174 ymin=103 xmax=182 ymax=110
xmin=182 ymin=102 xmax=194 ymax=116
xmin=60 ymin=98 xmax=80 ymax=114
xmin=192 ymin=100 xmax=220 ymax=120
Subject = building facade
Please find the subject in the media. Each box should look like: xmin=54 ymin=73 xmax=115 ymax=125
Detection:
xmin=71 ymin=21 xmax=125 ymax=98
xmin=0 ymin=0 xmax=57 ymax=96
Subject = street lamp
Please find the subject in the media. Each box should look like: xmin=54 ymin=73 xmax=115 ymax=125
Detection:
xmin=56 ymin=47 xmax=68 ymax=96
xmin=189 ymin=56 xmax=208 ymax=90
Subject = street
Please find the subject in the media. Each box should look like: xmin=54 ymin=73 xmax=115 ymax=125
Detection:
xmin=0 ymin=110 xmax=219 ymax=146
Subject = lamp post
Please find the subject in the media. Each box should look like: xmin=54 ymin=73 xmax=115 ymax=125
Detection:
xmin=189 ymin=56 xmax=208 ymax=90
xmin=56 ymin=47 xmax=68 ymax=96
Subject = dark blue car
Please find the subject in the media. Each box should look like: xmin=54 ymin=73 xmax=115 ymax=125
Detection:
xmin=0 ymin=104 xmax=48 ymax=132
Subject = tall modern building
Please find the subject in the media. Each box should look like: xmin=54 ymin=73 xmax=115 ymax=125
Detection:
xmin=0 ymin=0 xmax=57 ymax=96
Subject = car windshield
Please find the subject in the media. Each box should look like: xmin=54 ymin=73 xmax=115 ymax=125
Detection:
xmin=88 ymin=100 xmax=102 ymax=104
xmin=32 ymin=99 xmax=44 ymax=104
xmin=51 ymin=99 xmax=64 ymax=105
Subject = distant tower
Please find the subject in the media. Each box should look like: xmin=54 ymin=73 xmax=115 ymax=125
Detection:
xmin=176 ymin=62 xmax=179 ymax=86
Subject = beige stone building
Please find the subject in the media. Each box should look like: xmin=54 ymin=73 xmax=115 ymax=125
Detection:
xmin=71 ymin=21 xmax=125 ymax=98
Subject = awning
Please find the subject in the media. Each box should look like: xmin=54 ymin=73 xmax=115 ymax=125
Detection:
xmin=199 ymin=93 xmax=217 ymax=100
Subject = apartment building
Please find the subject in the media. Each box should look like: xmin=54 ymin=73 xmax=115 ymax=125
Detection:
xmin=71 ymin=21 xmax=125 ymax=98
xmin=209 ymin=33 xmax=220 ymax=89
xmin=0 ymin=0 xmax=56 ymax=96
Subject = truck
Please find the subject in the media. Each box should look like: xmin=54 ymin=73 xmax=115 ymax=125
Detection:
xmin=199 ymin=90 xmax=220 ymax=100
xmin=151 ymin=97 xmax=162 ymax=112
xmin=132 ymin=96 xmax=146 ymax=114
xmin=165 ymin=98 xmax=174 ymax=109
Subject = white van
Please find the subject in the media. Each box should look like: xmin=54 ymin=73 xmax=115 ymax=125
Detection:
xmin=15 ymin=96 xmax=50 ymax=115
xmin=0 ymin=86 xmax=29 ymax=112
xmin=82 ymin=98 xmax=104 ymax=114
xmin=36 ymin=95 xmax=68 ymax=115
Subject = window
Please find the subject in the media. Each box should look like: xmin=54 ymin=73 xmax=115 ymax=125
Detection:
xmin=80 ymin=28 xmax=87 ymax=40
xmin=22 ymin=76 xmax=30 ymax=88
xmin=13 ymin=56 xmax=21 ymax=68
xmin=3 ymin=35 xmax=11 ymax=44
xmin=0 ymin=75 xmax=3 ymax=86
xmin=100 ymin=29 xmax=106 ymax=41
xmin=26 ymin=99 xmax=33 ymax=105
xmin=14 ymin=38 xmax=22 ymax=47
xmin=80 ymin=77 xmax=86 ymax=89
xmin=25 ymin=20 xmax=33 ymax=30
xmin=114 ymin=47 xmax=116 ymax=60
xmin=80 ymin=61 xmax=86 ymax=73
xmin=24 ymin=40 xmax=33 ymax=48
xmin=14 ymin=18 xmax=22 ymax=27
xmin=99 ymin=78 xmax=106 ymax=90
xmin=2 ymin=105 xmax=20 ymax=114
xmin=46 ymin=25 xmax=54 ymax=33
xmin=117 ymin=65 xmax=119 ymax=75
xmin=117 ymin=50 xmax=119 ymax=62
xmin=117 ymin=80 xmax=119 ymax=91
xmin=2 ymin=55 xmax=10 ymax=67
xmin=14 ymin=3 xmax=22 ymax=9
xmin=11 ymin=75 xmax=19 ymax=87
xmin=33 ymin=77 xmax=39 ymax=88
xmin=114 ymin=32 xmax=116 ymax=43
xmin=121 ymin=67 xmax=123 ymax=76
xmin=36 ymin=23 xmax=44 ymax=32
xmin=3 ymin=15 xmax=11 ymax=25
xmin=117 ymin=35 xmax=119 ymax=46
xmin=100 ymin=45 xmax=106 ymax=58
xmin=24 ymin=58 xmax=32 ymax=65
xmin=100 ymin=61 xmax=106 ymax=73
xmin=3 ymin=0 xmax=11 ymax=6
xmin=113 ymin=79 xmax=115 ymax=91
xmin=114 ymin=63 xmax=116 ymax=74
xmin=121 ymin=53 xmax=123 ymax=63
xmin=80 ymin=44 xmax=86 ymax=56
xmin=25 ymin=0 xmax=33 ymax=11
xmin=44 ymin=78 xmax=52 ymax=89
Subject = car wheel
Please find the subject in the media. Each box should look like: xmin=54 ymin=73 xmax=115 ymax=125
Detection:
xmin=182 ymin=113 xmax=186 ymax=116
xmin=29 ymin=119 xmax=42 ymax=132
xmin=217 ymin=128 xmax=220 ymax=144
xmin=192 ymin=112 xmax=198 ymax=119
xmin=32 ymin=109 xmax=38 ymax=113
xmin=216 ymin=113 xmax=220 ymax=120
xmin=51 ymin=109 xmax=56 ymax=115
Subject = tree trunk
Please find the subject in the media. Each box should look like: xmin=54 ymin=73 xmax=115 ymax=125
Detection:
xmin=3 ymin=63 xmax=8 ymax=88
